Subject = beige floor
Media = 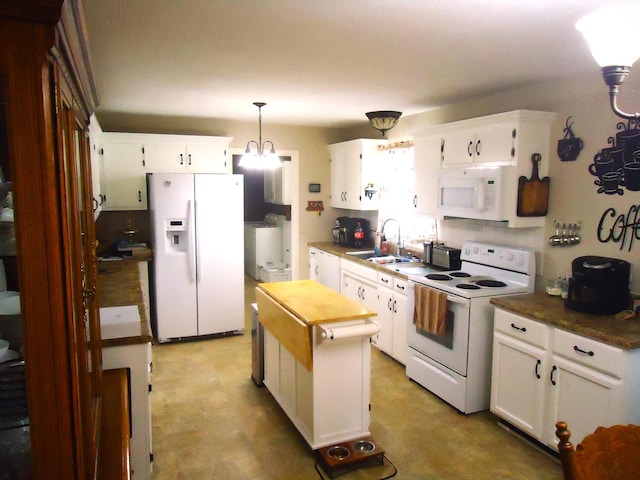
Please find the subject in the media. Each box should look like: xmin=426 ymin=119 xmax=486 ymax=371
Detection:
xmin=150 ymin=276 xmax=562 ymax=479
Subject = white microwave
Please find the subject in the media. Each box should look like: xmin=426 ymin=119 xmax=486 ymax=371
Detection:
xmin=437 ymin=165 xmax=516 ymax=221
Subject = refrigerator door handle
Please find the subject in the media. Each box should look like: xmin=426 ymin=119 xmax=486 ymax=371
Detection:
xmin=187 ymin=199 xmax=197 ymax=283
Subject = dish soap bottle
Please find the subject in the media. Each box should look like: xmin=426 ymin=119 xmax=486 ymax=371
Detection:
xmin=354 ymin=221 xmax=365 ymax=248
xmin=374 ymin=231 xmax=381 ymax=255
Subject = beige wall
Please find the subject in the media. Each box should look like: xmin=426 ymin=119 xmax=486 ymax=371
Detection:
xmin=97 ymin=68 xmax=640 ymax=294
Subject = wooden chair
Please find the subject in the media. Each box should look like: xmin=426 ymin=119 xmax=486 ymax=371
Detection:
xmin=555 ymin=421 xmax=640 ymax=480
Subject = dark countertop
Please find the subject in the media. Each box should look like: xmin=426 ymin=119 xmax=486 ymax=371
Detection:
xmin=97 ymin=258 xmax=153 ymax=347
xmin=490 ymin=293 xmax=640 ymax=350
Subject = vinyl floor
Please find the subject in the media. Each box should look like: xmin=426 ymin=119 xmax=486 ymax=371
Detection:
xmin=149 ymin=276 xmax=562 ymax=479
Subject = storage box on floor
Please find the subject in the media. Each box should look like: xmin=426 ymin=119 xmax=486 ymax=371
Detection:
xmin=258 ymin=262 xmax=292 ymax=282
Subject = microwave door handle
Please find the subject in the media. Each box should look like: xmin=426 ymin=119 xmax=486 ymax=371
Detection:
xmin=475 ymin=182 xmax=486 ymax=212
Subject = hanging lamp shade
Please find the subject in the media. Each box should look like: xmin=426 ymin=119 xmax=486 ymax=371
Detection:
xmin=366 ymin=111 xmax=402 ymax=137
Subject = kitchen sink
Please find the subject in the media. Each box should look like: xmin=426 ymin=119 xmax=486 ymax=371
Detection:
xmin=346 ymin=250 xmax=421 ymax=264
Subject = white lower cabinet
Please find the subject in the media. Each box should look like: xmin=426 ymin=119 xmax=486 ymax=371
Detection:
xmin=374 ymin=272 xmax=408 ymax=364
xmin=491 ymin=308 xmax=640 ymax=449
xmin=102 ymin=342 xmax=152 ymax=480
xmin=309 ymin=247 xmax=341 ymax=292
xmin=340 ymin=259 xmax=377 ymax=312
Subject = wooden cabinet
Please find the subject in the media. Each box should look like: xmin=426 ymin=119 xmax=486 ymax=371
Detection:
xmin=491 ymin=308 xmax=640 ymax=450
xmin=101 ymin=135 xmax=147 ymax=211
xmin=0 ymin=1 xmax=108 ymax=478
xmin=374 ymin=272 xmax=408 ymax=364
xmin=264 ymin=157 xmax=292 ymax=204
xmin=438 ymin=110 xmax=555 ymax=168
xmin=308 ymin=247 xmax=340 ymax=292
xmin=329 ymin=139 xmax=385 ymax=210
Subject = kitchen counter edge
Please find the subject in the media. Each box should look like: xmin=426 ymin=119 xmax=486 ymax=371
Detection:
xmin=490 ymin=293 xmax=640 ymax=350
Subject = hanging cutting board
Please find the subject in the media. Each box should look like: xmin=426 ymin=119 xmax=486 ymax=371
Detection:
xmin=517 ymin=153 xmax=550 ymax=217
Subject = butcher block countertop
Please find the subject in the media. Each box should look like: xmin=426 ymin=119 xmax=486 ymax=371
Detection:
xmin=490 ymin=293 xmax=640 ymax=350
xmin=97 ymin=259 xmax=153 ymax=347
xmin=256 ymin=280 xmax=376 ymax=370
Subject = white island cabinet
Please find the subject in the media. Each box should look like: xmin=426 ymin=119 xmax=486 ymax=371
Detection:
xmin=256 ymin=280 xmax=379 ymax=449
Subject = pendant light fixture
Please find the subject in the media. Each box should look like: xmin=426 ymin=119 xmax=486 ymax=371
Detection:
xmin=239 ymin=102 xmax=281 ymax=169
xmin=366 ymin=111 xmax=402 ymax=137
xmin=576 ymin=2 xmax=640 ymax=120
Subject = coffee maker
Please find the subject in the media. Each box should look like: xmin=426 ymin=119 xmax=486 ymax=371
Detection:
xmin=564 ymin=256 xmax=631 ymax=314
xmin=336 ymin=217 xmax=370 ymax=248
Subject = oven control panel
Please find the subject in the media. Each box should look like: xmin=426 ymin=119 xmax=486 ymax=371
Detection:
xmin=461 ymin=241 xmax=535 ymax=275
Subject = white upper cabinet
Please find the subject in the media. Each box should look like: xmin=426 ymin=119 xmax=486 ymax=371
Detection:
xmin=436 ymin=110 xmax=555 ymax=168
xmin=101 ymin=134 xmax=148 ymax=211
xmin=329 ymin=139 xmax=386 ymax=210
xmin=99 ymin=132 xmax=233 ymax=211
xmin=144 ymin=135 xmax=232 ymax=173
xmin=88 ymin=114 xmax=104 ymax=218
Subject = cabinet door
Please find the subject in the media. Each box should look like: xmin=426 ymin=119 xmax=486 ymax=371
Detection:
xmin=473 ymin=121 xmax=516 ymax=165
xmin=392 ymin=283 xmax=408 ymax=365
xmin=373 ymin=286 xmax=393 ymax=354
xmin=441 ymin=127 xmax=475 ymax=166
xmin=144 ymin=142 xmax=187 ymax=173
xmin=491 ymin=332 xmax=547 ymax=439
xmin=545 ymin=355 xmax=623 ymax=449
xmin=102 ymin=141 xmax=147 ymax=210
xmin=186 ymin=142 xmax=229 ymax=173
xmin=341 ymin=270 xmax=362 ymax=303
xmin=413 ymin=135 xmax=441 ymax=214
xmin=330 ymin=142 xmax=361 ymax=208
xmin=264 ymin=158 xmax=291 ymax=204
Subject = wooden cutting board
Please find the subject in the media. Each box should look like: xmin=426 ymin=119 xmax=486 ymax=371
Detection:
xmin=517 ymin=153 xmax=550 ymax=217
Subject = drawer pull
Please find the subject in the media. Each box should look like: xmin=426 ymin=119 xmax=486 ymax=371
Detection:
xmin=573 ymin=345 xmax=595 ymax=357
xmin=510 ymin=323 xmax=527 ymax=332
xmin=550 ymin=365 xmax=557 ymax=385
xmin=535 ymin=359 xmax=541 ymax=379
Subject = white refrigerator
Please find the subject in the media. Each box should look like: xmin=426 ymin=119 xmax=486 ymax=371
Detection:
xmin=148 ymin=173 xmax=244 ymax=342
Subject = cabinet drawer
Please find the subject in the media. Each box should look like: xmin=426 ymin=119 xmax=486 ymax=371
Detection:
xmin=394 ymin=278 xmax=408 ymax=296
xmin=341 ymin=259 xmax=377 ymax=282
xmin=378 ymin=272 xmax=394 ymax=289
xmin=553 ymin=328 xmax=624 ymax=378
xmin=494 ymin=309 xmax=548 ymax=348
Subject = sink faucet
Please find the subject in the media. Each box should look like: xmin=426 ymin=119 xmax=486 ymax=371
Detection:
xmin=381 ymin=218 xmax=401 ymax=256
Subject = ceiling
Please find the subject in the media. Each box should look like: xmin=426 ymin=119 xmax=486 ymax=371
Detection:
xmin=82 ymin=0 xmax=621 ymax=129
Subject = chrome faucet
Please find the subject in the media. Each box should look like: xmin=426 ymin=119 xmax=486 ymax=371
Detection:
xmin=381 ymin=218 xmax=401 ymax=256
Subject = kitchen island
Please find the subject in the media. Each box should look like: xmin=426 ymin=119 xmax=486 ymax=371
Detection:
xmin=256 ymin=280 xmax=379 ymax=449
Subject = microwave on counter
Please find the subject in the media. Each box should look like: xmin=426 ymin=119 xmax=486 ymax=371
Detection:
xmin=437 ymin=165 xmax=517 ymax=222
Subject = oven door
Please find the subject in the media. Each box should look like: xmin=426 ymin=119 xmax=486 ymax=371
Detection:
xmin=407 ymin=281 xmax=470 ymax=376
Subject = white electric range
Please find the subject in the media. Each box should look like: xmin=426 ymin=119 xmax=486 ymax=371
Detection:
xmin=406 ymin=241 xmax=536 ymax=413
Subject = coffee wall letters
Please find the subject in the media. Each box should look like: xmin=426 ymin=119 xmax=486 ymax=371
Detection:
xmin=597 ymin=204 xmax=640 ymax=251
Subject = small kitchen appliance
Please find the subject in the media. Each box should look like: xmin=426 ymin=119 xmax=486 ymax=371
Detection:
xmin=407 ymin=241 xmax=535 ymax=414
xmin=564 ymin=256 xmax=631 ymax=315
xmin=336 ymin=217 xmax=370 ymax=248
xmin=430 ymin=245 xmax=462 ymax=270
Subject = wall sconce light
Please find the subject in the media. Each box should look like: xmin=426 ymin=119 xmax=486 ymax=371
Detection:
xmin=576 ymin=2 xmax=640 ymax=120
xmin=239 ymin=102 xmax=282 ymax=169
xmin=366 ymin=111 xmax=402 ymax=137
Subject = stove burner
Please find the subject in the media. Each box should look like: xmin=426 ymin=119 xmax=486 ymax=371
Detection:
xmin=426 ymin=274 xmax=452 ymax=281
xmin=449 ymin=271 xmax=471 ymax=278
xmin=456 ymin=283 xmax=481 ymax=290
xmin=476 ymin=279 xmax=507 ymax=288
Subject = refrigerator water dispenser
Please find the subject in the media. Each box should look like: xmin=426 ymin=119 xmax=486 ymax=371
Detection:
xmin=165 ymin=219 xmax=188 ymax=253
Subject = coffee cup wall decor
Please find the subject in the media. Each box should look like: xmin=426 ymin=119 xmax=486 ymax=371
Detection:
xmin=557 ymin=116 xmax=583 ymax=161
xmin=588 ymin=119 xmax=640 ymax=195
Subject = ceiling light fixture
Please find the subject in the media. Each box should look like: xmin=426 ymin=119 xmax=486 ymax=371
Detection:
xmin=366 ymin=111 xmax=402 ymax=137
xmin=239 ymin=102 xmax=281 ymax=169
xmin=576 ymin=2 xmax=640 ymax=120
